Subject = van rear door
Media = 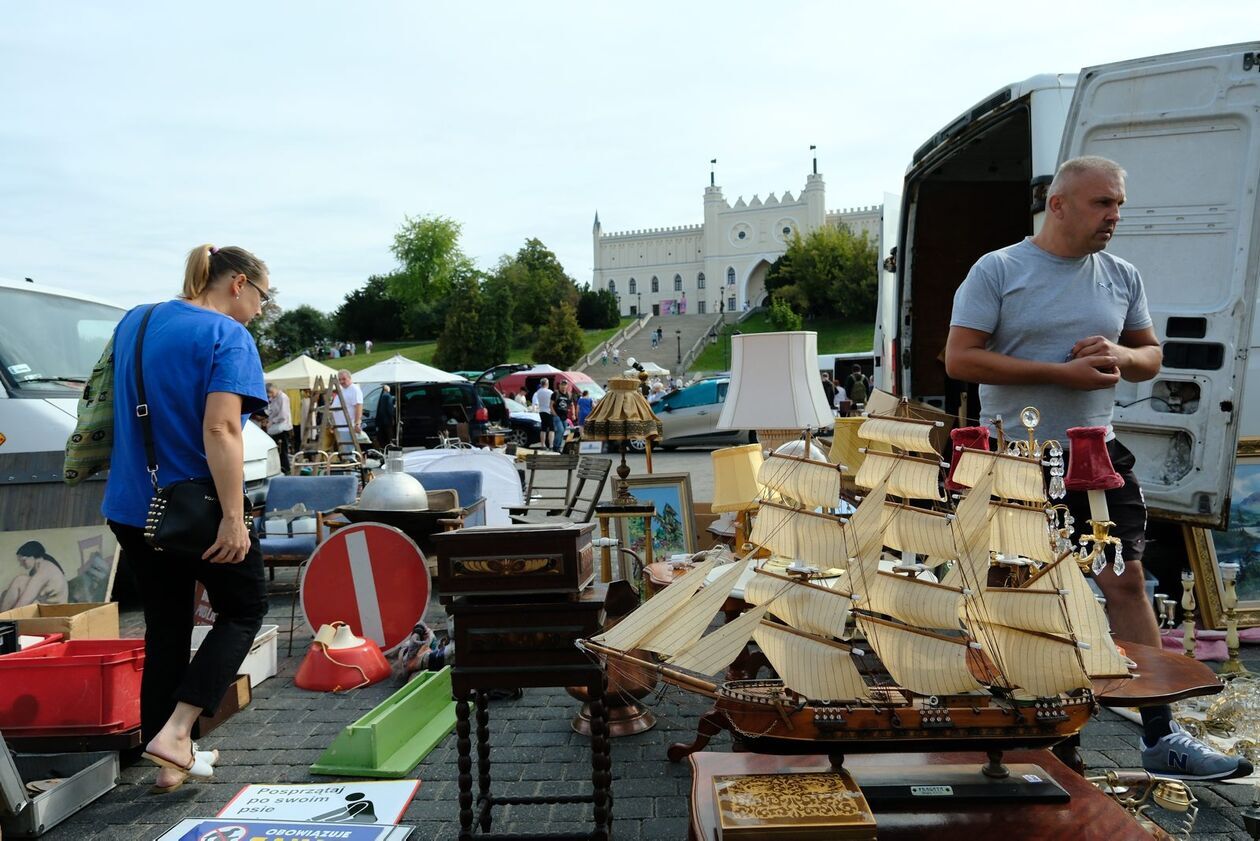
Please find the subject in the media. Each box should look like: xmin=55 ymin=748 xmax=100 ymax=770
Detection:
xmin=1062 ymin=43 xmax=1260 ymax=525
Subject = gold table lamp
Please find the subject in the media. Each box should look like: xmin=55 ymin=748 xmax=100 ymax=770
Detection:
xmin=582 ymin=376 xmax=663 ymax=505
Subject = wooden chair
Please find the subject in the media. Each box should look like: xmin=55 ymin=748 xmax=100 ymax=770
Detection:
xmin=509 ymin=456 xmax=611 ymax=525
xmin=509 ymin=452 xmax=580 ymax=517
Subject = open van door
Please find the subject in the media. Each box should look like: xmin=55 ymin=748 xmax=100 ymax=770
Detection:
xmin=872 ymin=192 xmax=901 ymax=394
xmin=1062 ymin=43 xmax=1260 ymax=525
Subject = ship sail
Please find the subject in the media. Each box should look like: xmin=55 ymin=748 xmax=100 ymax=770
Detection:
xmin=858 ymin=415 xmax=939 ymax=454
xmin=758 ymin=454 xmax=841 ymax=509
xmin=990 ymin=501 xmax=1057 ymax=563
xmin=951 ymin=448 xmax=1046 ymax=503
xmin=752 ymin=622 xmax=872 ymax=702
xmin=1026 ymin=556 xmax=1131 ymax=679
xmin=855 ymin=451 xmax=945 ymax=501
xmin=590 ymin=556 xmax=720 ymax=651
xmin=843 ymin=479 xmax=891 ymax=581
xmin=744 ymin=569 xmax=855 ymax=639
xmin=973 ymin=588 xmax=1072 ymax=635
xmin=940 ymin=470 xmax=995 ymax=588
xmin=883 ymin=503 xmax=956 ymax=561
xmin=749 ymin=501 xmax=849 ymax=569
xmin=636 ymin=558 xmax=749 ymax=656
xmin=966 ymin=621 xmax=1091 ymax=697
xmin=859 ymin=571 xmax=966 ymax=631
xmin=667 ymin=604 xmax=773 ymax=677
xmin=855 ymin=615 xmax=985 ymax=695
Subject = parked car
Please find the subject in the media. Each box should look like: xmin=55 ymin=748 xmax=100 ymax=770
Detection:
xmin=628 ymin=376 xmax=755 ymax=451
xmin=360 ymin=380 xmax=488 ymax=447
xmin=492 ymin=369 xmax=605 ymax=406
xmin=500 ymin=395 xmax=544 ymax=447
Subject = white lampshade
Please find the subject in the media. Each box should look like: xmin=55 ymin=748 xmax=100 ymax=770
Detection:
xmin=711 ymin=444 xmax=765 ymax=513
xmin=718 ymin=332 xmax=834 ymax=431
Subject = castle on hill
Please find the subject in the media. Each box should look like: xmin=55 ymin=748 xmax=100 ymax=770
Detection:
xmin=592 ymin=171 xmax=881 ymax=317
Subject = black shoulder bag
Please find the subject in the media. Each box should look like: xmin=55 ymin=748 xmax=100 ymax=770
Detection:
xmin=135 ymin=305 xmax=253 ymax=554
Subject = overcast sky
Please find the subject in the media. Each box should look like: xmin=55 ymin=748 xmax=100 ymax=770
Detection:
xmin=1 ymin=2 xmax=1253 ymax=315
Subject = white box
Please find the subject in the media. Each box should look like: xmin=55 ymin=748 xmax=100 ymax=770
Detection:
xmin=190 ymin=624 xmax=278 ymax=688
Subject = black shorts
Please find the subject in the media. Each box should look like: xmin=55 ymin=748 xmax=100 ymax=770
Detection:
xmin=1061 ymin=438 xmax=1147 ymax=565
xmin=539 ymin=412 xmax=554 ymax=427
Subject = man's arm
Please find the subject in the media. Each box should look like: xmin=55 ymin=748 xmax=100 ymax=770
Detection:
xmin=945 ymin=326 xmax=1121 ymax=391
xmin=1070 ymin=326 xmax=1162 ymax=382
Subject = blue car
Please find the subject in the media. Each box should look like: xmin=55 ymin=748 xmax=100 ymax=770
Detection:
xmin=629 ymin=377 xmax=755 ymax=451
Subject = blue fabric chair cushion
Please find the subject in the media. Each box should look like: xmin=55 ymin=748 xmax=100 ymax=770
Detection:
xmin=259 ymin=534 xmax=317 ymax=560
xmin=405 ymin=470 xmax=483 ymax=509
xmin=264 ymin=475 xmax=359 ymax=516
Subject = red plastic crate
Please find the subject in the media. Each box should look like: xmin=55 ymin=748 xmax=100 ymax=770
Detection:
xmin=0 ymin=639 xmax=145 ymax=736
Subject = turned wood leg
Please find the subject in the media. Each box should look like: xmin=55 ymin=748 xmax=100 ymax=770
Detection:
xmin=456 ymin=694 xmax=473 ymax=841
xmin=668 ymin=707 xmax=728 ymax=762
xmin=475 ymin=689 xmax=492 ymax=832
xmin=590 ymin=674 xmax=611 ymax=841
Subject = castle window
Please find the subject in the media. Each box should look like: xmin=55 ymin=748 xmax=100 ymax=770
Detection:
xmin=782 ymin=226 xmax=792 ymax=236
xmin=728 ymin=295 xmax=737 ymax=312
xmin=698 ymin=301 xmax=707 ymax=314
xmin=697 ymin=272 xmax=706 ymax=290
xmin=737 ymin=230 xmax=746 ymax=239
xmin=629 ymin=278 xmax=637 ymax=294
xmin=673 ymin=274 xmax=682 ymax=291
xmin=726 ymin=267 xmax=736 ymax=286
xmin=651 ymin=276 xmax=659 ymax=293
xmin=608 ymin=279 xmax=616 ymax=293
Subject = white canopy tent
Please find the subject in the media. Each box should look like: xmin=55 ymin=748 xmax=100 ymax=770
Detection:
xmin=353 ymin=354 xmax=466 ymax=385
xmin=265 ymin=354 xmax=339 ymax=390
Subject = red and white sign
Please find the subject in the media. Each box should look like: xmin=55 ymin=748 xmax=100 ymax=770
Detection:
xmin=299 ymin=523 xmax=430 ymax=654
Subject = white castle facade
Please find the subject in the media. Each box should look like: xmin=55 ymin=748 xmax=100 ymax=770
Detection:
xmin=592 ymin=172 xmax=881 ymax=317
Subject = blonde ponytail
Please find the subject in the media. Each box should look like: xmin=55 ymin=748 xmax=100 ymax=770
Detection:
xmin=180 ymin=243 xmax=268 ymax=300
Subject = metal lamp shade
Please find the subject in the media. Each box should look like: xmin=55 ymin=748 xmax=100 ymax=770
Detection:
xmin=717 ymin=332 xmax=833 ymax=431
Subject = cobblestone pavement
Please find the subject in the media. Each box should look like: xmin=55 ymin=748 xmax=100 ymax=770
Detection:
xmin=32 ymin=576 xmax=1260 ymax=841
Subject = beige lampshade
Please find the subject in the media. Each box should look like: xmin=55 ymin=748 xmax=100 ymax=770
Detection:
xmin=711 ymin=443 xmax=765 ymax=513
xmin=582 ymin=376 xmax=663 ymax=442
xmin=718 ymin=332 xmax=834 ymax=431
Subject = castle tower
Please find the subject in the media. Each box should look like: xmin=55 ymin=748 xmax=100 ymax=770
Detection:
xmin=702 ymin=184 xmax=726 ymax=313
xmin=802 ymin=172 xmax=826 ymax=230
xmin=592 ymin=211 xmax=601 ymax=291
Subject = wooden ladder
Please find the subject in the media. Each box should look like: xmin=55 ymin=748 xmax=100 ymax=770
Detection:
xmin=316 ymin=375 xmax=366 ymax=468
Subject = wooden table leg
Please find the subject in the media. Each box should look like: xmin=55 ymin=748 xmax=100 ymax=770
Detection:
xmin=456 ymin=693 xmax=473 ymax=841
xmin=598 ymin=514 xmax=612 ymax=582
xmin=475 ymin=689 xmax=492 ymax=832
xmin=590 ymin=673 xmax=611 ymax=841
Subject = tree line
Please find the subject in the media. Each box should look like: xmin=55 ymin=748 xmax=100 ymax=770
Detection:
xmin=248 ymin=215 xmax=620 ymax=370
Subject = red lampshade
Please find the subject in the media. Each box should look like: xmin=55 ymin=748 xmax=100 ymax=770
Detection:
xmin=945 ymin=426 xmax=991 ymax=491
xmin=1064 ymin=427 xmax=1124 ymax=492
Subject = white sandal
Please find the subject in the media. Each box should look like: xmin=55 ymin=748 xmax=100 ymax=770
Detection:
xmin=142 ymin=747 xmax=215 ymax=779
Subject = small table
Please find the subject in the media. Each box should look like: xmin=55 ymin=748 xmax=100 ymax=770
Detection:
xmin=687 ymin=750 xmax=1171 ymax=841
xmin=594 ymin=501 xmax=655 ymax=582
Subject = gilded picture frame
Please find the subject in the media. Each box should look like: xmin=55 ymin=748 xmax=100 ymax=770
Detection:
xmin=618 ymin=472 xmax=697 ymax=560
xmin=1184 ymin=436 xmax=1260 ymax=629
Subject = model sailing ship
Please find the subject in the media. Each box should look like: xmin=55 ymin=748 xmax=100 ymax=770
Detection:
xmin=581 ymin=404 xmax=1134 ymax=762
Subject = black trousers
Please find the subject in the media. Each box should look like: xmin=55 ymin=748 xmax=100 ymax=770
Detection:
xmin=109 ymin=522 xmax=268 ymax=743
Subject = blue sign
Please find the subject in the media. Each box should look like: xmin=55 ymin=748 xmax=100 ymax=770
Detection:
xmin=164 ymin=818 xmax=410 ymax=841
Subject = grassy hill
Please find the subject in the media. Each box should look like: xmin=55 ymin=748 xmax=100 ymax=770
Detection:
xmin=690 ymin=313 xmax=873 ymax=372
xmin=267 ymin=318 xmax=634 ymax=375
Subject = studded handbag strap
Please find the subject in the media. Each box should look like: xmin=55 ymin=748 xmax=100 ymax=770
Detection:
xmin=132 ymin=304 xmax=160 ymax=489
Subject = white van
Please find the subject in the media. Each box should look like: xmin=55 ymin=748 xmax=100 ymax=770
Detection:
xmin=0 ymin=277 xmax=280 ymax=532
xmin=882 ymin=42 xmax=1260 ymax=527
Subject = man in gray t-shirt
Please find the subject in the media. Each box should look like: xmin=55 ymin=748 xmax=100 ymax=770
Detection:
xmin=945 ymin=157 xmax=1249 ymax=782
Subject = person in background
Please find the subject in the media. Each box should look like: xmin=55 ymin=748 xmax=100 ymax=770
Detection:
xmin=0 ymin=541 xmax=69 ymax=610
xmin=552 ymin=380 xmax=575 ymax=452
xmin=375 ymin=384 xmax=396 ymax=447
xmin=532 ymin=377 xmax=555 ymax=450
xmin=946 ymin=155 xmax=1249 ymax=782
xmin=330 ymin=369 xmax=363 ymax=456
xmin=843 ymin=364 xmax=869 ymax=406
xmin=820 ymin=372 xmax=836 ymax=407
xmin=265 ymin=382 xmax=292 ymax=474
xmin=102 ymin=243 xmax=270 ymax=793
xmin=832 ymin=381 xmax=850 ymax=416
xmin=577 ymin=389 xmax=594 ymax=429
xmin=364 ymin=338 xmax=373 ymax=354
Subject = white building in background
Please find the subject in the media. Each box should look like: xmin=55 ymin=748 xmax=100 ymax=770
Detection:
xmin=592 ymin=172 xmax=880 ymax=317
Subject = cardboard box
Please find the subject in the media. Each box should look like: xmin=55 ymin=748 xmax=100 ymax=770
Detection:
xmin=0 ymin=603 xmax=120 ymax=641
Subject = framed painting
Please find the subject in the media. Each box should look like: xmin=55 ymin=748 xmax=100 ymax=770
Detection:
xmin=618 ymin=473 xmax=697 ymax=560
xmin=1185 ymin=437 xmax=1260 ymax=629
xmin=0 ymin=525 xmax=120 ymax=610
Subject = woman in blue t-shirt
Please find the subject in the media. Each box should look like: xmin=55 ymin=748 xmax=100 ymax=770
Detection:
xmin=103 ymin=244 xmax=271 ymax=793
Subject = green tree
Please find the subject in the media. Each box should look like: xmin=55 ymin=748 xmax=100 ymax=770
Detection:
xmin=655 ymin=503 xmax=684 ymax=554
xmin=433 ymin=270 xmax=486 ymax=372
xmin=402 ymin=299 xmax=447 ymax=342
xmin=768 ymin=296 xmax=803 ymax=331
xmin=533 ymin=302 xmax=585 ymax=369
xmin=498 ymin=239 xmax=580 ymax=344
xmin=334 ymin=275 xmax=405 ymax=343
xmin=576 ymin=287 xmax=620 ymax=329
xmin=480 ymin=272 xmax=515 ymax=365
xmin=270 ymin=305 xmax=332 ymax=357
xmin=769 ymin=225 xmax=878 ymax=320
xmin=387 ymin=215 xmax=470 ymax=305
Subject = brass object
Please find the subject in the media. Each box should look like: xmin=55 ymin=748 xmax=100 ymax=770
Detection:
xmin=1181 ymin=571 xmax=1197 ymax=658
xmin=1220 ymin=562 xmax=1249 ymax=676
xmin=713 ymin=771 xmax=876 ymax=840
xmin=1087 ymin=769 xmax=1198 ymax=840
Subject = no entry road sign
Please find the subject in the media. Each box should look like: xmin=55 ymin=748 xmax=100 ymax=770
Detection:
xmin=300 ymin=523 xmax=431 ymax=654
